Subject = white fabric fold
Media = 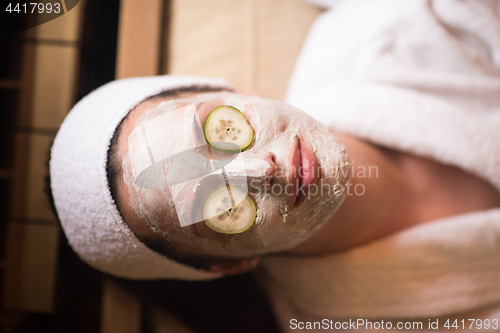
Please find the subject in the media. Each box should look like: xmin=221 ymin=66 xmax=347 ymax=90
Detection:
xmin=260 ymin=209 xmax=500 ymax=320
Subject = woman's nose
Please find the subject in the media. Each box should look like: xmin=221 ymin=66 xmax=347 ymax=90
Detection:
xmin=221 ymin=151 xmax=277 ymax=188
xmin=249 ymin=152 xmax=277 ymax=185
xmin=242 ymin=152 xmax=277 ymax=188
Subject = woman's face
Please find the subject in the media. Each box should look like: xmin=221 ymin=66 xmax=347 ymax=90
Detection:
xmin=119 ymin=91 xmax=350 ymax=258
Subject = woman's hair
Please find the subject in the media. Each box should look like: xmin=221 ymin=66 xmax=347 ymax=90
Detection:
xmin=106 ymin=86 xmax=237 ymax=270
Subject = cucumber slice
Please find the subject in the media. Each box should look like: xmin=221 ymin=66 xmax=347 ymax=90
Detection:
xmin=203 ymin=106 xmax=254 ymax=152
xmin=203 ymin=186 xmax=257 ymax=234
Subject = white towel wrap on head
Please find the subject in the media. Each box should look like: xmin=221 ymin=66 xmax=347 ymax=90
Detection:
xmin=50 ymin=75 xmax=232 ymax=280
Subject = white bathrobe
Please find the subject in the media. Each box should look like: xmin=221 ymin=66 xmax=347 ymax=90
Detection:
xmin=257 ymin=0 xmax=500 ymax=331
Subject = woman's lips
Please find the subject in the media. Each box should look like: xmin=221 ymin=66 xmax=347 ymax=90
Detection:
xmin=287 ymin=136 xmax=317 ymax=206
xmin=298 ymin=138 xmax=317 ymax=189
xmin=287 ymin=137 xmax=301 ymax=205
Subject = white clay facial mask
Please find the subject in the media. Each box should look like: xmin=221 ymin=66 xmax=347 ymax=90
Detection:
xmin=125 ymin=102 xmax=249 ymax=229
xmin=122 ymin=92 xmax=350 ymax=258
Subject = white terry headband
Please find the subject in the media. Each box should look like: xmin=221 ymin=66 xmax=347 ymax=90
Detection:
xmin=50 ymin=75 xmax=232 ymax=280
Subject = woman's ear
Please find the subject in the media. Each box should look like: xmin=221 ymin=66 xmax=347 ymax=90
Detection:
xmin=208 ymin=256 xmax=261 ymax=275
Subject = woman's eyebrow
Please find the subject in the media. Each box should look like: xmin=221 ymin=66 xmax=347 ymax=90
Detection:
xmin=189 ymin=223 xmax=201 ymax=237
xmin=196 ymin=102 xmax=206 ymax=111
xmin=140 ymin=124 xmax=155 ymax=165
xmin=192 ymin=103 xmax=208 ymax=141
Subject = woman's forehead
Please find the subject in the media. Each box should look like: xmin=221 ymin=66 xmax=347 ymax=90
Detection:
xmin=119 ymin=91 xmax=217 ymax=155
xmin=124 ymin=92 xmax=197 ymax=133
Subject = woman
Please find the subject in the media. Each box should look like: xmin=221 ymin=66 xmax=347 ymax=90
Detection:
xmin=50 ymin=0 xmax=500 ymax=330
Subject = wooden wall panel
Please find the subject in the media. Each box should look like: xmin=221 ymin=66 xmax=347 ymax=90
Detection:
xmin=115 ymin=0 xmax=164 ymax=79
xmin=10 ymin=133 xmax=56 ymax=223
xmin=30 ymin=45 xmax=78 ymax=130
xmin=168 ymin=0 xmax=323 ymax=100
xmin=2 ymin=223 xmax=59 ymax=313
xmin=100 ymin=279 xmax=142 ymax=333
xmin=169 ymin=0 xmax=255 ymax=92
xmin=147 ymin=304 xmax=194 ymax=333
xmin=1 ymin=0 xmax=84 ymax=316
xmin=32 ymin=1 xmax=83 ymax=42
